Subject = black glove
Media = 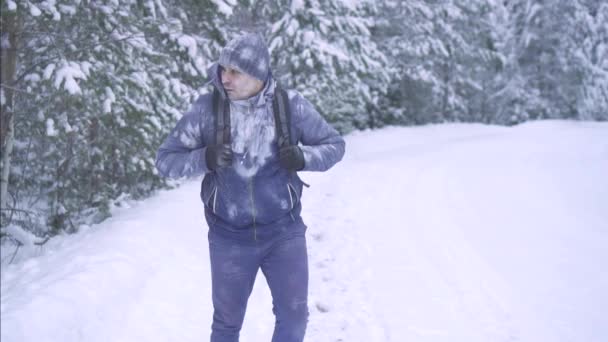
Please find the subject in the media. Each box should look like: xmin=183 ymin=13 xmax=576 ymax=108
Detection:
xmin=279 ymin=145 xmax=305 ymax=171
xmin=206 ymin=144 xmax=233 ymax=170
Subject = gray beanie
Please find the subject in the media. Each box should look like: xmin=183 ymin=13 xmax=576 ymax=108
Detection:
xmin=218 ymin=33 xmax=271 ymax=82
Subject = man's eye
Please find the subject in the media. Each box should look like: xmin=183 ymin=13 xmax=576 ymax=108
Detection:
xmin=221 ymin=68 xmax=238 ymax=76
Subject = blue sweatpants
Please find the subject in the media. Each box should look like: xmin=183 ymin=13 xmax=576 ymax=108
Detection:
xmin=208 ymin=225 xmax=309 ymax=342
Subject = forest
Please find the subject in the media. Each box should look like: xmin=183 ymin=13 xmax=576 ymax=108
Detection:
xmin=1 ymin=0 xmax=606 ymax=242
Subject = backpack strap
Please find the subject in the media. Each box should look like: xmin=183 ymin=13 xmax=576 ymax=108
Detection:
xmin=272 ymin=84 xmax=292 ymax=148
xmin=213 ymin=84 xmax=290 ymax=147
xmin=212 ymin=88 xmax=231 ymax=145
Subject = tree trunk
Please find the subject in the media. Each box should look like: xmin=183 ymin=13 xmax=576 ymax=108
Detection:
xmin=1 ymin=10 xmax=20 ymax=215
xmin=0 ymin=107 xmax=15 ymax=213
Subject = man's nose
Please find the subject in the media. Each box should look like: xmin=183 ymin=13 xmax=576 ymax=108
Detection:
xmin=221 ymin=72 xmax=231 ymax=85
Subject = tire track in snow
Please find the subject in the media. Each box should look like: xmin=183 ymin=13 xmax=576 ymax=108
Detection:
xmin=339 ymin=130 xmax=520 ymax=341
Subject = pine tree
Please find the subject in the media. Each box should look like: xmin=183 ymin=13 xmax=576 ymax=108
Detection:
xmin=265 ymin=0 xmax=389 ymax=132
xmin=0 ymin=0 xmax=226 ymax=236
xmin=2 ymin=0 xmax=607 ymax=243
xmin=375 ymin=0 xmax=436 ymax=124
xmin=497 ymin=0 xmax=587 ymax=123
xmin=572 ymin=1 xmax=608 ymax=120
xmin=376 ymin=0 xmax=504 ymax=124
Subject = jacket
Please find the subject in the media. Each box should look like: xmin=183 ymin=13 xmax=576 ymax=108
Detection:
xmin=155 ymin=64 xmax=345 ymax=240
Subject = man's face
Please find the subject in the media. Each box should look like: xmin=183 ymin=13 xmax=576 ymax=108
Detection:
xmin=220 ymin=65 xmax=264 ymax=100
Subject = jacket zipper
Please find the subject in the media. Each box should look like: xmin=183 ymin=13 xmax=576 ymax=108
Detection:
xmin=287 ymin=184 xmax=295 ymax=209
xmin=246 ymin=103 xmax=258 ymax=241
xmin=249 ymin=176 xmax=257 ymax=241
xmin=211 ymin=187 xmax=218 ymax=213
xmin=287 ymin=183 xmax=297 ymax=222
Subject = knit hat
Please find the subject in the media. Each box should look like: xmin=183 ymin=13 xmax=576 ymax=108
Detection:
xmin=218 ymin=33 xmax=271 ymax=82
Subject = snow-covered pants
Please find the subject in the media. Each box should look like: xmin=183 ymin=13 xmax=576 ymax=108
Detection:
xmin=208 ymin=225 xmax=309 ymax=342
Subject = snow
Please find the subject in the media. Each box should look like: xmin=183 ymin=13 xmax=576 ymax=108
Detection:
xmin=2 ymin=226 xmax=40 ymax=247
xmin=7 ymin=0 xmax=16 ymax=11
xmin=45 ymin=118 xmax=57 ymax=136
xmin=230 ymin=99 xmax=276 ymax=178
xmin=1 ymin=33 xmax=10 ymax=49
xmin=43 ymin=63 xmax=56 ymax=80
xmin=2 ymin=121 xmax=608 ymax=342
xmin=210 ymin=0 xmax=235 ymax=16
xmin=291 ymin=0 xmax=304 ymax=12
xmin=177 ymin=35 xmax=198 ymax=60
xmin=54 ymin=62 xmax=87 ymax=95
xmin=286 ymin=18 xmax=300 ymax=36
xmin=170 ymin=78 xmax=184 ymax=97
xmin=315 ymin=39 xmax=349 ymax=62
xmin=29 ymin=4 xmax=42 ymax=17
xmin=302 ymin=30 xmax=314 ymax=45
xmin=103 ymin=87 xmax=116 ymax=113
xmin=58 ymin=5 xmax=77 ymax=16
xmin=24 ymin=73 xmax=41 ymax=83
xmin=339 ymin=0 xmax=361 ymax=11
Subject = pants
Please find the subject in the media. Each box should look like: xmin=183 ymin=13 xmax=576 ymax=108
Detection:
xmin=208 ymin=226 xmax=309 ymax=342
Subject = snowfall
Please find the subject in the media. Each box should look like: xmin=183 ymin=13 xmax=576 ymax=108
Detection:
xmin=1 ymin=120 xmax=607 ymax=342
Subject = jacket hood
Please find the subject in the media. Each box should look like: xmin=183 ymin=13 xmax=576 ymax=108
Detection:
xmin=218 ymin=33 xmax=271 ymax=82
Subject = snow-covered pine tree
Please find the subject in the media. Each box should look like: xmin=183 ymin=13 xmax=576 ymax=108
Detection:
xmin=0 ymin=0 xmax=224 ymax=237
xmin=489 ymin=0 xmax=532 ymax=124
xmin=375 ymin=0 xmax=436 ymax=124
xmin=265 ymin=0 xmax=389 ymax=132
xmin=475 ymin=0 xmax=513 ymax=124
xmin=376 ymin=0 xmax=504 ymax=124
xmin=421 ymin=0 xmax=501 ymax=123
xmin=449 ymin=0 xmax=507 ymax=123
xmin=572 ymin=1 xmax=608 ymax=121
xmin=497 ymin=0 xmax=588 ymax=123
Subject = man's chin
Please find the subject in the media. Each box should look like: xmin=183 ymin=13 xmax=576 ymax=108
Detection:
xmin=225 ymin=90 xmax=237 ymax=100
xmin=227 ymin=92 xmax=250 ymax=101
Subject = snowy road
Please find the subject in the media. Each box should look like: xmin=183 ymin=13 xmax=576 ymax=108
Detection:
xmin=2 ymin=121 xmax=607 ymax=341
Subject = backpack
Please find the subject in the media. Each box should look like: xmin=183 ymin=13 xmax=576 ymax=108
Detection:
xmin=211 ymin=85 xmax=293 ymax=149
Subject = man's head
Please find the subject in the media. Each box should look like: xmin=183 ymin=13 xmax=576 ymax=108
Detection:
xmin=218 ymin=33 xmax=271 ymax=100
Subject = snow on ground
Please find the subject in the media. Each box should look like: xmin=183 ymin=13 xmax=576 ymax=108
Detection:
xmin=1 ymin=120 xmax=607 ymax=342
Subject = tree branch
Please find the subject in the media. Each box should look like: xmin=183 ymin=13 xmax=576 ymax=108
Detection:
xmin=0 ymin=83 xmax=34 ymax=94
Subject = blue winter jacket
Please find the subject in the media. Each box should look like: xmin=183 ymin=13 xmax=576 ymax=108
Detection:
xmin=155 ymin=65 xmax=345 ymax=240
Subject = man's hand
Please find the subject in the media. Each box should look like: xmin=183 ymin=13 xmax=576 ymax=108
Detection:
xmin=206 ymin=144 xmax=233 ymax=170
xmin=279 ymin=145 xmax=305 ymax=171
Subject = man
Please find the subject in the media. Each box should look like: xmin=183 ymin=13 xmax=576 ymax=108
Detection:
xmin=155 ymin=32 xmax=345 ymax=342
